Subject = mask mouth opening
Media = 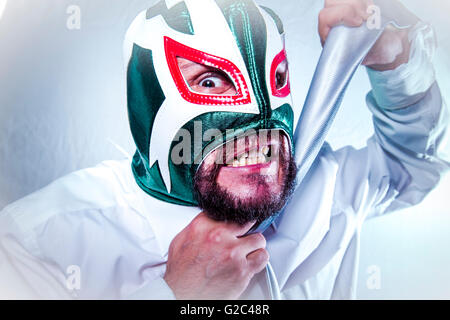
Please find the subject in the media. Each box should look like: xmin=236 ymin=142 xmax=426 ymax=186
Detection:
xmin=191 ymin=127 xmax=298 ymax=227
xmin=195 ymin=128 xmax=292 ymax=173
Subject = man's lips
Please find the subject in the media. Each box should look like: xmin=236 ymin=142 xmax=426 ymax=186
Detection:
xmin=210 ymin=130 xmax=287 ymax=186
xmin=218 ymin=144 xmax=279 ymax=176
xmin=225 ymin=145 xmax=272 ymax=167
xmin=216 ymin=132 xmax=282 ymax=167
xmin=220 ymin=160 xmax=274 ymax=174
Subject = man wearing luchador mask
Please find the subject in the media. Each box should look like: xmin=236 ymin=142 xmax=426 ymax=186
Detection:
xmin=0 ymin=0 xmax=448 ymax=299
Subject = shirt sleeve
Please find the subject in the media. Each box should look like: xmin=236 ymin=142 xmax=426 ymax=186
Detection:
xmin=331 ymin=21 xmax=450 ymax=221
xmin=0 ymin=214 xmax=73 ymax=299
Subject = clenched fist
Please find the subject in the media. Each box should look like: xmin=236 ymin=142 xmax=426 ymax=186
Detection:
xmin=164 ymin=212 xmax=269 ymax=300
xmin=319 ymin=0 xmax=412 ymax=71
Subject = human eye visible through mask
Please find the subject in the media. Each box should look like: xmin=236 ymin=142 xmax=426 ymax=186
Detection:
xmin=270 ymin=49 xmax=290 ymax=98
xmin=177 ymin=57 xmax=237 ymax=95
xmin=275 ymin=59 xmax=288 ymax=90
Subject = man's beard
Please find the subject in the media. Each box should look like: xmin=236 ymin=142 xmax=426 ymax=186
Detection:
xmin=193 ymin=143 xmax=297 ymax=226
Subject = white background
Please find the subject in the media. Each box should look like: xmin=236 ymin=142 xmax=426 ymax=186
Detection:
xmin=0 ymin=0 xmax=449 ymax=299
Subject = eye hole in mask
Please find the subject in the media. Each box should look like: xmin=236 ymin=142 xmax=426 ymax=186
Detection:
xmin=165 ymin=36 xmax=251 ymax=106
xmin=177 ymin=57 xmax=237 ymax=96
xmin=270 ymin=49 xmax=290 ymax=98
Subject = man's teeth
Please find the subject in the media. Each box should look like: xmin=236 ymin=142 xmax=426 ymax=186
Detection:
xmin=229 ymin=147 xmax=271 ymax=167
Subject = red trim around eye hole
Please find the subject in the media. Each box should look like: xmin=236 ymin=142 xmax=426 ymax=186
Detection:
xmin=164 ymin=36 xmax=251 ymax=106
xmin=270 ymin=49 xmax=291 ymax=98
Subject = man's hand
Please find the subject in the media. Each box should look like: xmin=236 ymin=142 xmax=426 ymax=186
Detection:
xmin=163 ymin=212 xmax=269 ymax=300
xmin=319 ymin=0 xmax=411 ymax=71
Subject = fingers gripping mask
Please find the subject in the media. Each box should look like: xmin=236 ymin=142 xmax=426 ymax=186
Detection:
xmin=124 ymin=0 xmax=295 ymax=206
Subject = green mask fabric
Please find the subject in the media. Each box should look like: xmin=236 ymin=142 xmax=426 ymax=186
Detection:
xmin=124 ymin=0 xmax=295 ymax=207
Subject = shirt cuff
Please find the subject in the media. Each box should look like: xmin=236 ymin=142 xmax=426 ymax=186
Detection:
xmin=125 ymin=277 xmax=176 ymax=300
xmin=366 ymin=21 xmax=437 ymax=110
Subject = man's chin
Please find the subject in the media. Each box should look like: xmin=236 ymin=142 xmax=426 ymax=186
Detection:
xmin=217 ymin=182 xmax=282 ymax=204
xmin=193 ymin=182 xmax=286 ymax=225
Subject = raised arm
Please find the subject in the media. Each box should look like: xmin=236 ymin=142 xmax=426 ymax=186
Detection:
xmin=331 ymin=20 xmax=449 ymax=219
xmin=315 ymin=0 xmax=449 ymax=220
